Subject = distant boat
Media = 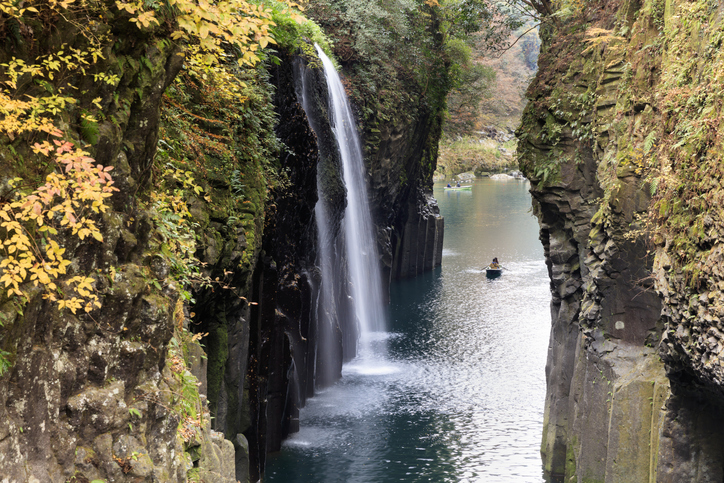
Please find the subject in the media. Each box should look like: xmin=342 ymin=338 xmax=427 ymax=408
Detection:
xmin=485 ymin=268 xmax=502 ymax=278
xmin=444 ymin=185 xmax=472 ymax=191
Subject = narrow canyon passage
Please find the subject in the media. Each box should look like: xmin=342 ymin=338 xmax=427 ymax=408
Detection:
xmin=266 ymin=178 xmax=551 ymax=482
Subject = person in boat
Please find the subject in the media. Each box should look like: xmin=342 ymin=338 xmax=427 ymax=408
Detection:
xmin=447 ymin=183 xmax=452 ymax=188
xmin=489 ymin=257 xmax=500 ymax=269
xmin=456 ymin=182 xmax=461 ymax=187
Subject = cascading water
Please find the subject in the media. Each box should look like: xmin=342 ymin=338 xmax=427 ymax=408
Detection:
xmin=314 ymin=44 xmax=387 ymax=361
xmin=295 ymin=58 xmax=345 ymax=387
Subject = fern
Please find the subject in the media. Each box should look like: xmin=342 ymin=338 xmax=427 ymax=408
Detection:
xmin=644 ymin=131 xmax=657 ymax=154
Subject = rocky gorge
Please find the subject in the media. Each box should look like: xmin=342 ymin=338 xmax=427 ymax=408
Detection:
xmin=0 ymin=1 xmax=448 ymax=481
xmin=518 ymin=0 xmax=724 ymax=480
xmin=9 ymin=0 xmax=724 ymax=479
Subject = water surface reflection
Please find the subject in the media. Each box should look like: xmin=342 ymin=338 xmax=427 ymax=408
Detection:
xmin=266 ymin=178 xmax=550 ymax=482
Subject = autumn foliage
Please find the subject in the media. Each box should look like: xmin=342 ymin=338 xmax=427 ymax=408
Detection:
xmin=0 ymin=0 xmax=303 ymax=313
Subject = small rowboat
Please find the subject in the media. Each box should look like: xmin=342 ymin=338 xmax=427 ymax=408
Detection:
xmin=485 ymin=268 xmax=502 ymax=278
xmin=444 ymin=185 xmax=472 ymax=191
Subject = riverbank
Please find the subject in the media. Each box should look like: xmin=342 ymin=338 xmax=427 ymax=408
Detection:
xmin=435 ymin=130 xmax=518 ymax=180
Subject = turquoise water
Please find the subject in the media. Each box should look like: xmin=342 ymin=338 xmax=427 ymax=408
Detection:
xmin=266 ymin=178 xmax=550 ymax=482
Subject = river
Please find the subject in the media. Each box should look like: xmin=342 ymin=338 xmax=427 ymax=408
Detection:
xmin=266 ymin=177 xmax=550 ymax=482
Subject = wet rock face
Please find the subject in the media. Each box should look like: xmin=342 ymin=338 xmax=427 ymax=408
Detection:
xmin=227 ymin=51 xmax=346 ymax=483
xmin=518 ymin=0 xmax=724 ymax=480
xmin=365 ymin=103 xmax=445 ymax=282
xmin=390 ymin=193 xmax=444 ymax=280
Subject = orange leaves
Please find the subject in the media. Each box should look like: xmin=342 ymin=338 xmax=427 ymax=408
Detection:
xmin=1 ymin=139 xmax=117 ymax=312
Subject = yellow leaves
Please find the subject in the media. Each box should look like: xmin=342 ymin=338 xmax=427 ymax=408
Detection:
xmin=198 ymin=23 xmax=211 ymax=39
xmin=47 ymin=0 xmax=77 ymax=9
xmin=1 ymin=139 xmax=113 ymax=313
xmin=0 ymin=93 xmax=62 ymax=138
xmin=115 ymin=0 xmax=140 ymax=14
xmin=72 ymin=219 xmax=102 ymax=241
xmin=163 ymin=165 xmax=208 ymax=201
xmin=0 ymin=15 xmax=115 ymax=315
xmin=32 ymin=140 xmax=54 ymax=156
xmin=68 ymin=275 xmax=98 ymax=301
xmin=91 ymin=72 xmax=119 ymax=87
xmin=45 ymin=239 xmax=66 ymax=262
xmin=57 ymin=297 xmax=83 ymax=314
xmin=171 ymin=29 xmax=189 ymax=41
xmin=120 ymin=0 xmax=289 ymax=67
xmin=131 ymin=10 xmax=159 ymax=28
xmin=0 ymin=0 xmax=42 ymax=19
xmin=1 ymin=40 xmax=109 ymax=138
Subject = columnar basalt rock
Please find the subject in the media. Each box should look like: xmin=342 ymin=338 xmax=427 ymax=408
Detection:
xmin=368 ymin=109 xmax=446 ymax=283
xmin=390 ymin=195 xmax=444 ymax=280
xmin=519 ymin=0 xmax=724 ymax=480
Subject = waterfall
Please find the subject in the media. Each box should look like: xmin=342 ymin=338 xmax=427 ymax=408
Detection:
xmin=295 ymin=58 xmax=344 ymax=387
xmin=315 ymin=45 xmax=387 ymax=360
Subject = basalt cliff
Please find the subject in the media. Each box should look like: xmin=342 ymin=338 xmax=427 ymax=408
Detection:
xmin=518 ymin=0 xmax=724 ymax=480
xmin=0 ymin=1 xmax=446 ymax=482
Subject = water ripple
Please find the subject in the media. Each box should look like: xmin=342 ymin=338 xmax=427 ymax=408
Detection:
xmin=266 ymin=179 xmax=550 ymax=483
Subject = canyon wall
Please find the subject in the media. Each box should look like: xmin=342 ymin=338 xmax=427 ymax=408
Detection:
xmin=518 ymin=0 xmax=724 ymax=480
xmin=0 ymin=5 xmax=446 ymax=482
xmin=0 ymin=10 xmax=214 ymax=482
xmin=305 ymin=0 xmax=448 ymax=283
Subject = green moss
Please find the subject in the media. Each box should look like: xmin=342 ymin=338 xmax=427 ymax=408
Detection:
xmin=80 ymin=111 xmax=100 ymax=145
xmin=267 ymin=1 xmax=334 ymax=64
xmin=187 ymin=467 xmax=202 ymax=482
xmin=565 ymin=435 xmax=578 ymax=478
xmin=205 ymin=321 xmax=229 ymax=416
